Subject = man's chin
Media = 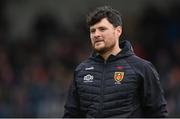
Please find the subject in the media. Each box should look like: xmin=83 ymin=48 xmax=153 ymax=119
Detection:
xmin=94 ymin=47 xmax=106 ymax=54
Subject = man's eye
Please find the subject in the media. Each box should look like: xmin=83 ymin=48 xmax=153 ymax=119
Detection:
xmin=99 ymin=27 xmax=106 ymax=31
xmin=90 ymin=29 xmax=95 ymax=33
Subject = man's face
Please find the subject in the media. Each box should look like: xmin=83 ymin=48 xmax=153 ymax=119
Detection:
xmin=90 ymin=18 xmax=121 ymax=54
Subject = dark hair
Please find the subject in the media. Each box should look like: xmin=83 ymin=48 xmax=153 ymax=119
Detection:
xmin=86 ymin=6 xmax=122 ymax=27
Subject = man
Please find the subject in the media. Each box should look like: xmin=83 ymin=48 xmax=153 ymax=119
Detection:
xmin=63 ymin=6 xmax=168 ymax=118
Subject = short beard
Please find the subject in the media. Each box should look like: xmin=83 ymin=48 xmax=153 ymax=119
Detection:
xmin=94 ymin=48 xmax=107 ymax=54
xmin=93 ymin=43 xmax=115 ymax=55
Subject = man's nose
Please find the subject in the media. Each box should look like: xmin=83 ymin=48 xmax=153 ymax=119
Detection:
xmin=94 ymin=30 xmax=101 ymax=37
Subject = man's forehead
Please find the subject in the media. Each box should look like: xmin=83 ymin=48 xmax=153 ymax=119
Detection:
xmin=90 ymin=18 xmax=113 ymax=29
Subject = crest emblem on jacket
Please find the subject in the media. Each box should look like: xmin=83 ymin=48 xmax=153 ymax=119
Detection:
xmin=114 ymin=72 xmax=124 ymax=84
xmin=83 ymin=74 xmax=94 ymax=83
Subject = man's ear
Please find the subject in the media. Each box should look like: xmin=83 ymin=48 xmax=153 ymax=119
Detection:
xmin=116 ymin=26 xmax=122 ymax=37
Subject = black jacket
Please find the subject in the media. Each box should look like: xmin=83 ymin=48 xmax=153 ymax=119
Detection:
xmin=63 ymin=40 xmax=168 ymax=118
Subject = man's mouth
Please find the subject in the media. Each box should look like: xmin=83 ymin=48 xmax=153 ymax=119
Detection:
xmin=94 ymin=39 xmax=104 ymax=43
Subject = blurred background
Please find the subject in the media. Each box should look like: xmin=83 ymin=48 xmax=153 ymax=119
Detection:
xmin=0 ymin=0 xmax=179 ymax=117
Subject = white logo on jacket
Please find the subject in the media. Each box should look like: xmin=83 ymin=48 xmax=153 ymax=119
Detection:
xmin=83 ymin=74 xmax=93 ymax=82
xmin=85 ymin=66 xmax=94 ymax=70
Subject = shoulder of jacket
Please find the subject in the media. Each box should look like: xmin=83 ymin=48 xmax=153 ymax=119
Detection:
xmin=125 ymin=55 xmax=157 ymax=76
xmin=75 ymin=58 xmax=93 ymax=72
xmin=126 ymin=55 xmax=153 ymax=68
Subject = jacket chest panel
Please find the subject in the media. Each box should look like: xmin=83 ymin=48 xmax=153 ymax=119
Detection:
xmin=76 ymin=63 xmax=139 ymax=100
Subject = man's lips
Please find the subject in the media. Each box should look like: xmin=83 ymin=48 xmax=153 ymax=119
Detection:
xmin=94 ymin=39 xmax=104 ymax=43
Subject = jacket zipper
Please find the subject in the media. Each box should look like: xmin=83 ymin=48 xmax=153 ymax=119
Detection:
xmin=100 ymin=60 xmax=106 ymax=117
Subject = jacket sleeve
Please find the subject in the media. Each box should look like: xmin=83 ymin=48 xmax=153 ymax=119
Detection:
xmin=63 ymin=71 xmax=82 ymax=117
xmin=141 ymin=62 xmax=168 ymax=117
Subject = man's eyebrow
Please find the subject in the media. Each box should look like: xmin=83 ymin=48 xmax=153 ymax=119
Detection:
xmin=98 ymin=26 xmax=107 ymax=28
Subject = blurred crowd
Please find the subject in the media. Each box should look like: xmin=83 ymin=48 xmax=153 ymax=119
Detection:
xmin=0 ymin=1 xmax=180 ymax=118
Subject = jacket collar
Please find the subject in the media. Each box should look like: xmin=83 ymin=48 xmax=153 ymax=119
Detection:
xmin=90 ymin=40 xmax=135 ymax=62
